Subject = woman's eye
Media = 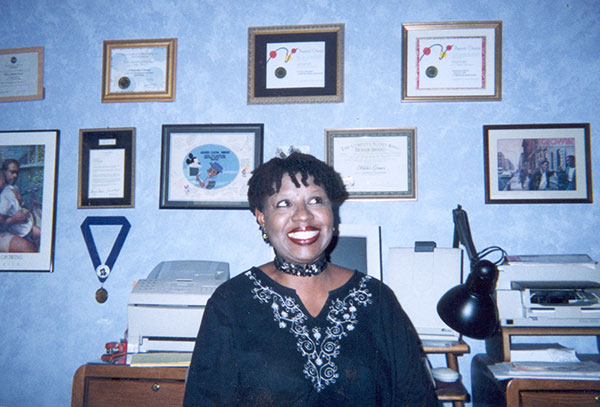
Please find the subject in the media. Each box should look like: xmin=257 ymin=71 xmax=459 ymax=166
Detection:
xmin=309 ymin=196 xmax=324 ymax=204
xmin=276 ymin=200 xmax=290 ymax=208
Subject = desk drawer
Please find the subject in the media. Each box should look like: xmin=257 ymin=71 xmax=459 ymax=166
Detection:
xmin=85 ymin=377 xmax=185 ymax=407
xmin=519 ymin=390 xmax=600 ymax=407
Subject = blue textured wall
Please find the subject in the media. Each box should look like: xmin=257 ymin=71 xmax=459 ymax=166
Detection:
xmin=1 ymin=1 xmax=598 ymax=405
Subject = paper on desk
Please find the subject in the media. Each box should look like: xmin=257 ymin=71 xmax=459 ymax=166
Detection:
xmin=510 ymin=344 xmax=579 ymax=363
xmin=489 ymin=360 xmax=600 ymax=381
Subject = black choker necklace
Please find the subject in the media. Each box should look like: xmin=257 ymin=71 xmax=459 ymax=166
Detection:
xmin=274 ymin=252 xmax=328 ymax=277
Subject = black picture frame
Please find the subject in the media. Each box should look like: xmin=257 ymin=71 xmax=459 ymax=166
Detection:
xmin=78 ymin=128 xmax=135 ymax=208
xmin=160 ymin=123 xmax=263 ymax=209
xmin=248 ymin=23 xmax=344 ymax=104
xmin=484 ymin=123 xmax=592 ymax=204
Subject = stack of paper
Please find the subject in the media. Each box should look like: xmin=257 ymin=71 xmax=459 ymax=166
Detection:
xmin=129 ymin=352 xmax=192 ymax=367
xmin=489 ymin=360 xmax=600 ymax=381
xmin=510 ymin=343 xmax=578 ymax=363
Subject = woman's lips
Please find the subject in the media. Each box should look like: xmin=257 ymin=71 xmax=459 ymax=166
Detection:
xmin=287 ymin=227 xmax=320 ymax=244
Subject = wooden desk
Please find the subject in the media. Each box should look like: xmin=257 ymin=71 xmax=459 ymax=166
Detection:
xmin=423 ymin=341 xmax=470 ymax=407
xmin=472 ymin=354 xmax=600 ymax=407
xmin=506 ymin=378 xmax=600 ymax=407
xmin=71 ymin=364 xmax=187 ymax=407
xmin=73 ymin=344 xmax=470 ymax=407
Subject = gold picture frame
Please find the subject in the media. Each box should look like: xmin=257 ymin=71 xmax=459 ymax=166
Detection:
xmin=101 ymin=38 xmax=177 ymax=103
xmin=248 ymin=23 xmax=344 ymax=104
xmin=326 ymin=128 xmax=417 ymax=200
xmin=402 ymin=21 xmax=502 ymax=102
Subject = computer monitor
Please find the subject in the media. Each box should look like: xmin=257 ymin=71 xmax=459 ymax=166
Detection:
xmin=326 ymin=224 xmax=382 ymax=279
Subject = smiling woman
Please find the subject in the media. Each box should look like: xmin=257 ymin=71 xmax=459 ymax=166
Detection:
xmin=183 ymin=152 xmax=438 ymax=407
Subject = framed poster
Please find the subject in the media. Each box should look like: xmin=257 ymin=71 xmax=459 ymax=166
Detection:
xmin=0 ymin=130 xmax=59 ymax=272
xmin=160 ymin=123 xmax=263 ymax=209
xmin=0 ymin=46 xmax=44 ymax=102
xmin=78 ymin=128 xmax=135 ymax=208
xmin=402 ymin=21 xmax=502 ymax=102
xmin=484 ymin=123 xmax=592 ymax=204
xmin=248 ymin=23 xmax=344 ymax=104
xmin=101 ymin=38 xmax=177 ymax=102
xmin=326 ymin=128 xmax=417 ymax=200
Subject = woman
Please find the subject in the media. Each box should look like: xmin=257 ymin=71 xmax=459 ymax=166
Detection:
xmin=184 ymin=153 xmax=438 ymax=406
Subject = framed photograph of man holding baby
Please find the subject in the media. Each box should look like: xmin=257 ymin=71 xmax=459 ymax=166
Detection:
xmin=484 ymin=123 xmax=592 ymax=204
xmin=0 ymin=130 xmax=59 ymax=272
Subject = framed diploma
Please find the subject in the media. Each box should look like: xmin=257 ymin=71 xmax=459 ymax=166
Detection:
xmin=248 ymin=23 xmax=344 ymax=104
xmin=0 ymin=47 xmax=44 ymax=102
xmin=0 ymin=130 xmax=59 ymax=272
xmin=160 ymin=123 xmax=263 ymax=209
xmin=484 ymin=123 xmax=592 ymax=204
xmin=78 ymin=128 xmax=135 ymax=208
xmin=101 ymin=38 xmax=177 ymax=103
xmin=326 ymin=128 xmax=417 ymax=200
xmin=402 ymin=21 xmax=502 ymax=102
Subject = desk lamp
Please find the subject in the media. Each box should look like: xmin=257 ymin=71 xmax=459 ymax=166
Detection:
xmin=437 ymin=205 xmax=500 ymax=339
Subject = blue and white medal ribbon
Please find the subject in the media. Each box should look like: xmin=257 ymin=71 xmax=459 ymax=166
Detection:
xmin=81 ymin=216 xmax=131 ymax=303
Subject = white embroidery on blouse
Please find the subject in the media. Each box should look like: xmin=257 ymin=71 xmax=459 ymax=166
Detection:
xmin=246 ymin=270 xmax=373 ymax=392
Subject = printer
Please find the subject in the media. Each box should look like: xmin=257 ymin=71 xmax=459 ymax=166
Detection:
xmin=495 ymin=254 xmax=600 ymax=327
xmin=127 ymin=260 xmax=229 ymax=360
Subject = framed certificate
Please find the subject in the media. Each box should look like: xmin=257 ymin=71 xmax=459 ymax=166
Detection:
xmin=160 ymin=123 xmax=263 ymax=209
xmin=101 ymin=38 xmax=177 ymax=103
xmin=402 ymin=21 xmax=502 ymax=102
xmin=484 ymin=123 xmax=592 ymax=204
xmin=0 ymin=130 xmax=59 ymax=272
xmin=0 ymin=47 xmax=44 ymax=102
xmin=326 ymin=128 xmax=417 ymax=200
xmin=78 ymin=128 xmax=135 ymax=208
xmin=248 ymin=23 xmax=344 ymax=104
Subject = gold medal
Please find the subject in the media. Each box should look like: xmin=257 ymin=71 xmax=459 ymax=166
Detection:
xmin=95 ymin=287 xmax=108 ymax=304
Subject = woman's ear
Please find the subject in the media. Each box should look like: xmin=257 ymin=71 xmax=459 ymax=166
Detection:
xmin=254 ymin=208 xmax=265 ymax=227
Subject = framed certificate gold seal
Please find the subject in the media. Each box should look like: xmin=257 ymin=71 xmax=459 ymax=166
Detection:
xmin=101 ymin=38 xmax=177 ymax=103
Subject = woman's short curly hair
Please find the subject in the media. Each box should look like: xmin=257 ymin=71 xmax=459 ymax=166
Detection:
xmin=247 ymin=152 xmax=348 ymax=213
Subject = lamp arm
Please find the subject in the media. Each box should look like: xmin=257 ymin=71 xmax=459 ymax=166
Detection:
xmin=452 ymin=205 xmax=478 ymax=263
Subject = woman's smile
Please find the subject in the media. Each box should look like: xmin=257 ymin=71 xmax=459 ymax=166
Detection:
xmin=287 ymin=226 xmax=320 ymax=245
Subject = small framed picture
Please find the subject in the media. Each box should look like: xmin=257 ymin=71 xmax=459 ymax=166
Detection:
xmin=0 ymin=130 xmax=59 ymax=272
xmin=402 ymin=21 xmax=502 ymax=102
xmin=326 ymin=128 xmax=417 ymax=200
xmin=78 ymin=128 xmax=135 ymax=208
xmin=484 ymin=123 xmax=592 ymax=204
xmin=160 ymin=124 xmax=263 ymax=209
xmin=0 ymin=46 xmax=44 ymax=102
xmin=248 ymin=23 xmax=344 ymax=104
xmin=101 ymin=38 xmax=177 ymax=103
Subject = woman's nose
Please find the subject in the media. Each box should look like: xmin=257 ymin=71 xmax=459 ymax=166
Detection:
xmin=292 ymin=202 xmax=313 ymax=220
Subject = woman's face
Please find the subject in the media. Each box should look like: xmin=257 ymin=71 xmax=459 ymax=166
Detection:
xmin=256 ymin=173 xmax=334 ymax=265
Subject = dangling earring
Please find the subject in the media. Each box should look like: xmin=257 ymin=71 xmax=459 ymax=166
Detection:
xmin=259 ymin=225 xmax=271 ymax=245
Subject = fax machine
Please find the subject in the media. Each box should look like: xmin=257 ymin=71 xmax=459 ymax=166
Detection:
xmin=127 ymin=260 xmax=229 ymax=360
xmin=495 ymin=254 xmax=600 ymax=327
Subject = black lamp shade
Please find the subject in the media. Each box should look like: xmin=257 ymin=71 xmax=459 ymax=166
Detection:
xmin=437 ymin=259 xmax=499 ymax=339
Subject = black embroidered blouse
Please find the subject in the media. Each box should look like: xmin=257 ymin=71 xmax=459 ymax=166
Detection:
xmin=183 ymin=267 xmax=439 ymax=407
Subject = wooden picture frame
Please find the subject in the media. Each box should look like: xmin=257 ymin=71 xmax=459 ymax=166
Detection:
xmin=0 ymin=46 xmax=44 ymax=102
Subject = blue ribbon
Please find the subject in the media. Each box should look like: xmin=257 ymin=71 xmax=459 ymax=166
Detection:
xmin=81 ymin=216 xmax=131 ymax=283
